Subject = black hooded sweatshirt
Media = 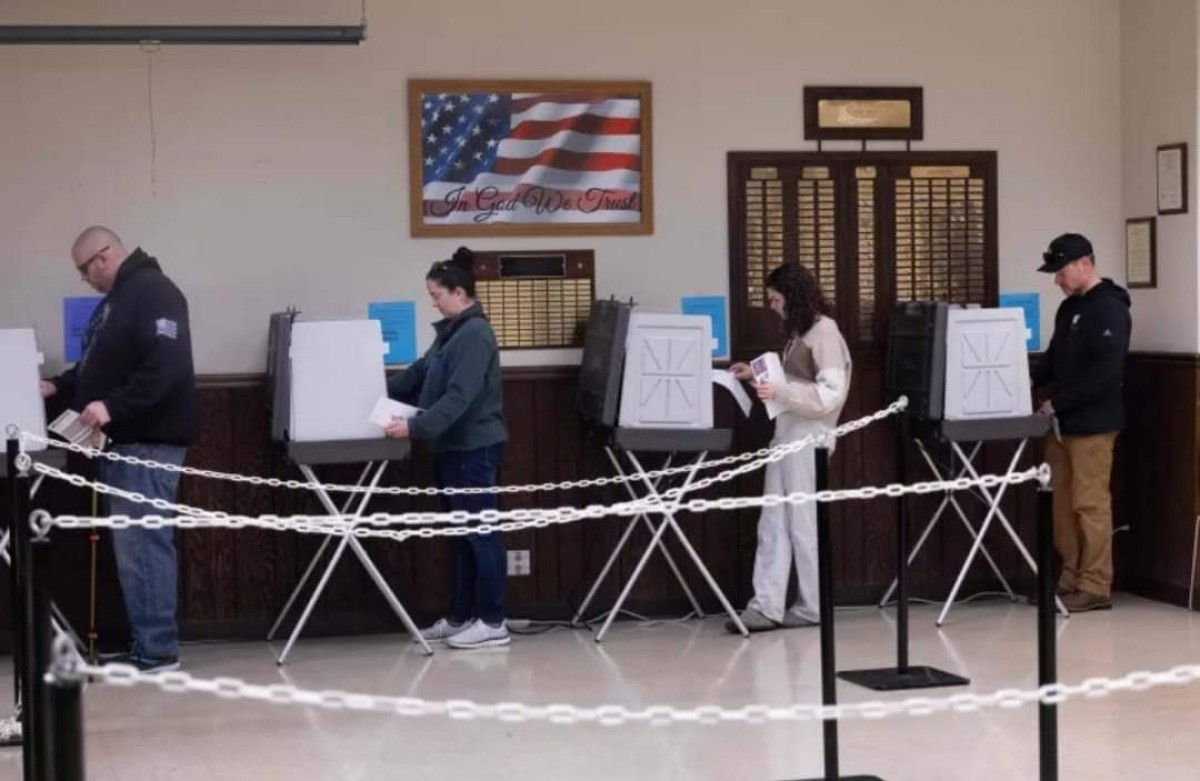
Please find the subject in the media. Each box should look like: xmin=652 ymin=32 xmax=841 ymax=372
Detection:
xmin=53 ymin=248 xmax=197 ymax=445
xmin=1031 ymin=278 xmax=1131 ymax=436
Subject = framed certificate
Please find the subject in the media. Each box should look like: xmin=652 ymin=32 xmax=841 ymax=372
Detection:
xmin=1156 ymin=142 xmax=1187 ymax=215
xmin=1125 ymin=216 xmax=1156 ymax=289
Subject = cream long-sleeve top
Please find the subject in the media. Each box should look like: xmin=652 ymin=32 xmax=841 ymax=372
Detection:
xmin=773 ymin=315 xmax=853 ymax=429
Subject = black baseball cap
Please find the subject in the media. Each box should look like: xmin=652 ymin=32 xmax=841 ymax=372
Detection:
xmin=1039 ymin=233 xmax=1094 ymax=273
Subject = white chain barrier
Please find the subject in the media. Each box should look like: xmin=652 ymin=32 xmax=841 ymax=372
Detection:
xmin=16 ymin=399 xmax=908 ymax=498
xmin=64 ymin=658 xmax=1200 ymax=726
xmin=32 ymin=466 xmax=1050 ymax=542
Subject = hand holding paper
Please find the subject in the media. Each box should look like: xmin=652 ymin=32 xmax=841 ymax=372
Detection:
xmin=751 ymin=352 xmax=788 ymax=419
xmin=369 ymin=396 xmax=422 ymax=428
xmin=48 ymin=409 xmax=107 ymax=450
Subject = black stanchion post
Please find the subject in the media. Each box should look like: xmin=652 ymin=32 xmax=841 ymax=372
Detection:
xmin=10 ymin=441 xmax=36 ymax=781
xmin=47 ymin=647 xmax=84 ymax=781
xmin=19 ymin=506 xmax=44 ymax=781
xmin=795 ymin=447 xmax=882 ymax=781
xmin=29 ymin=534 xmax=53 ymax=781
xmin=1037 ymin=486 xmax=1058 ymax=781
xmin=5 ymin=439 xmax=26 ymax=739
xmin=46 ymin=639 xmax=85 ymax=781
xmin=837 ymin=410 xmax=967 ymax=692
xmin=895 ymin=414 xmax=910 ymax=673
xmin=7 ymin=438 xmax=26 ymax=717
xmin=816 ymin=447 xmax=838 ymax=780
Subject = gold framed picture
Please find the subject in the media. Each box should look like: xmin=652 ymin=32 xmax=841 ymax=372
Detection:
xmin=408 ymin=79 xmax=653 ymax=237
xmin=1156 ymin=142 xmax=1187 ymax=216
xmin=1125 ymin=216 xmax=1156 ymax=289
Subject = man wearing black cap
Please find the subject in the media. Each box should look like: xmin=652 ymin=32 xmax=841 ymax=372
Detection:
xmin=1032 ymin=233 xmax=1131 ymax=612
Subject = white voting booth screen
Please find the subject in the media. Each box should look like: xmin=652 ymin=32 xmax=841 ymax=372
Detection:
xmin=943 ymin=308 xmax=1032 ymax=420
xmin=0 ymin=328 xmax=47 ymax=451
xmin=618 ymin=312 xmax=713 ymax=429
xmin=289 ymin=319 xmax=388 ymax=442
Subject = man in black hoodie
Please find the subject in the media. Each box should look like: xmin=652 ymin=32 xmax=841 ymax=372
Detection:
xmin=1032 ymin=233 xmax=1131 ymax=613
xmin=41 ymin=226 xmax=196 ymax=670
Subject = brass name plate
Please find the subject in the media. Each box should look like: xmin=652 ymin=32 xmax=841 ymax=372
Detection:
xmin=750 ymin=167 xmax=779 ymax=180
xmin=818 ymin=99 xmax=911 ymax=129
xmin=910 ymin=166 xmax=972 ymax=179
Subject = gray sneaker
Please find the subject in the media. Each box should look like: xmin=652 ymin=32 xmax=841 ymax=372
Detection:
xmin=414 ymin=618 xmax=467 ymax=644
xmin=782 ymin=613 xmax=818 ymax=628
xmin=725 ymin=607 xmax=781 ymax=634
xmin=445 ymin=619 xmax=510 ymax=649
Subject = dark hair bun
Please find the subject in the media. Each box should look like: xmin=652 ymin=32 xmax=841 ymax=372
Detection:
xmin=450 ymin=246 xmax=475 ymax=271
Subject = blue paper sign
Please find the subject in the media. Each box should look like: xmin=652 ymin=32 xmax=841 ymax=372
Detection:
xmin=681 ymin=295 xmax=728 ymax=358
xmin=998 ymin=292 xmax=1040 ymax=351
xmin=63 ymin=296 xmax=103 ymax=362
xmin=368 ymin=301 xmax=418 ymax=365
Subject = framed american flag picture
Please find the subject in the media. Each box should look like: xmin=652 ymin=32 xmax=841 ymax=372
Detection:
xmin=407 ymin=79 xmax=653 ymax=237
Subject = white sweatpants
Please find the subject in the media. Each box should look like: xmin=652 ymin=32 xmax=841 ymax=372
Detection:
xmin=747 ymin=418 xmax=827 ymax=624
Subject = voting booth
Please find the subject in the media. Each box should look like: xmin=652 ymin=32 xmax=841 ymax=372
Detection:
xmin=0 ymin=329 xmax=47 ymax=454
xmin=264 ymin=314 xmax=430 ymax=662
xmin=572 ymin=302 xmax=747 ymax=640
xmin=883 ymin=304 xmax=1060 ymax=624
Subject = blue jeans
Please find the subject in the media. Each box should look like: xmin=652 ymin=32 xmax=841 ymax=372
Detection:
xmin=98 ymin=443 xmax=187 ymax=660
xmin=435 ymin=443 xmax=506 ymax=626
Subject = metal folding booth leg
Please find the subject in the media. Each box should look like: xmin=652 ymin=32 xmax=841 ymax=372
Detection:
xmin=571 ymin=450 xmax=705 ymax=627
xmin=879 ymin=440 xmax=1016 ymax=606
xmin=595 ymin=449 xmax=748 ymax=642
xmin=271 ymin=460 xmax=433 ymax=664
xmin=937 ymin=439 xmax=1067 ymax=626
xmin=268 ymin=463 xmax=372 ymax=642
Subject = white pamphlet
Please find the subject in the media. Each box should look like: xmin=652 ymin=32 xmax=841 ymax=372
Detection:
xmin=711 ymin=370 xmax=752 ymax=418
xmin=368 ymin=396 xmax=423 ymax=428
xmin=750 ymin=351 xmax=788 ymax=420
xmin=48 ymin=409 xmax=106 ymax=449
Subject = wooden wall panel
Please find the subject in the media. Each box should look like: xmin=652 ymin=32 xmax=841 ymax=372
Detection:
xmin=1116 ymin=354 xmax=1199 ymax=605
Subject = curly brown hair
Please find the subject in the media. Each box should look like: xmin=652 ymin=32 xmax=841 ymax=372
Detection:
xmin=766 ymin=263 xmax=832 ymax=338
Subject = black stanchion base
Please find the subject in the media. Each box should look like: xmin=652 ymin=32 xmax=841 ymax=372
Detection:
xmin=837 ymin=665 xmax=968 ymax=691
xmin=792 ymin=775 xmax=887 ymax=780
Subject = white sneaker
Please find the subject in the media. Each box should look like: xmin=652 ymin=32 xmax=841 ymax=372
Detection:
xmin=445 ymin=619 xmax=510 ymax=649
xmin=413 ymin=618 xmax=466 ymax=644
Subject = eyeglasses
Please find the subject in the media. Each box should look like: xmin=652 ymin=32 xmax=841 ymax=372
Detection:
xmin=77 ymin=246 xmax=108 ymax=279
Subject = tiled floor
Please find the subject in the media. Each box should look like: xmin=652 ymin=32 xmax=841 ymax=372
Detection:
xmin=3 ymin=595 xmax=1200 ymax=780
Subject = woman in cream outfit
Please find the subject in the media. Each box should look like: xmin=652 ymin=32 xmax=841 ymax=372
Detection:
xmin=728 ymin=263 xmax=852 ymax=632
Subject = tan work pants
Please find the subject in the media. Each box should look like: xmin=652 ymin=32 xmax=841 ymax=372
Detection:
xmin=1043 ymin=432 xmax=1118 ymax=598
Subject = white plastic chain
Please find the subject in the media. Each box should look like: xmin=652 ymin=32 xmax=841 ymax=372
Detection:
xmin=35 ymin=466 xmax=1049 ymax=543
xmin=17 ymin=399 xmax=907 ymax=497
xmin=70 ymin=658 xmax=1200 ymax=726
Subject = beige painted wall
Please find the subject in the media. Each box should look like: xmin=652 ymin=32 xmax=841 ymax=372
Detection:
xmin=1120 ymin=0 xmax=1198 ymax=353
xmin=0 ymin=0 xmax=1122 ymax=373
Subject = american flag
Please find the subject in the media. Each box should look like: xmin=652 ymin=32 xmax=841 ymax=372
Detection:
xmin=418 ymin=91 xmax=643 ymax=225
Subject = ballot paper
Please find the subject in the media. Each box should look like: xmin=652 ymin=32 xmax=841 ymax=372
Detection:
xmin=751 ymin=351 xmax=788 ymax=420
xmin=48 ymin=409 xmax=106 ymax=449
xmin=711 ymin=370 xmax=752 ymax=417
xmin=368 ymin=396 xmax=423 ymax=428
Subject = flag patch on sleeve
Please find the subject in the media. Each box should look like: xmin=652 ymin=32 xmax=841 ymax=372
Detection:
xmin=155 ymin=318 xmax=179 ymax=340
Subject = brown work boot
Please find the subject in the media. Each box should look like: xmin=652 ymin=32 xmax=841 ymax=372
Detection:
xmin=1062 ymin=590 xmax=1111 ymax=613
xmin=1056 ymin=584 xmax=1075 ymax=597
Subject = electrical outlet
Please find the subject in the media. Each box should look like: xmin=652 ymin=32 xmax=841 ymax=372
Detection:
xmin=507 ymin=549 xmax=531 ymax=576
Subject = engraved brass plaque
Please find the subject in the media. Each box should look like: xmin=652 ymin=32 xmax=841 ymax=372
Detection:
xmin=817 ymin=99 xmax=912 ymax=129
